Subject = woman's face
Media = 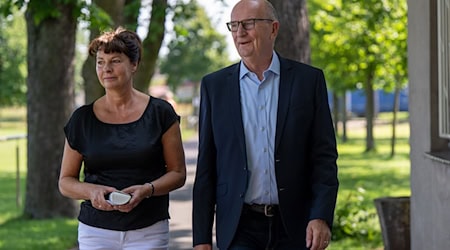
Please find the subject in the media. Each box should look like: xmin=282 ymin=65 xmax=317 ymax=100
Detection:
xmin=95 ymin=49 xmax=137 ymax=90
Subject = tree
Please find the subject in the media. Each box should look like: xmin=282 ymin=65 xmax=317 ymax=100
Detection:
xmin=134 ymin=0 xmax=167 ymax=92
xmin=24 ymin=0 xmax=80 ymax=218
xmin=0 ymin=11 xmax=27 ymax=107
xmin=380 ymin=1 xmax=408 ymax=157
xmin=308 ymin=0 xmax=362 ymax=141
xmin=309 ymin=0 xmax=408 ymax=152
xmin=270 ymin=0 xmax=310 ymax=64
xmin=159 ymin=0 xmax=230 ymax=91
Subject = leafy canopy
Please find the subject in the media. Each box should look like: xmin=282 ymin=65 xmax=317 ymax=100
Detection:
xmin=0 ymin=10 xmax=27 ymax=106
xmin=309 ymin=0 xmax=408 ymax=94
xmin=159 ymin=0 xmax=231 ymax=90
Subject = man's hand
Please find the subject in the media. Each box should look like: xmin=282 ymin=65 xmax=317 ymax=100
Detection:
xmin=305 ymin=219 xmax=331 ymax=250
xmin=194 ymin=244 xmax=212 ymax=250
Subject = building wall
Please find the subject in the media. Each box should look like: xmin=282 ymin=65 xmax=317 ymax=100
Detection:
xmin=408 ymin=0 xmax=450 ymax=249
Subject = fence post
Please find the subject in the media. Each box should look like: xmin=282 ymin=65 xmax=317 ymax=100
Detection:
xmin=16 ymin=142 xmax=21 ymax=208
xmin=0 ymin=135 xmax=26 ymax=208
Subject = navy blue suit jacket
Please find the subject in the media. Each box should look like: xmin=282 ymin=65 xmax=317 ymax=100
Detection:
xmin=192 ymin=55 xmax=339 ymax=249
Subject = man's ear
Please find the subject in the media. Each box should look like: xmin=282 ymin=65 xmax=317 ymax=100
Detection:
xmin=271 ymin=21 xmax=280 ymax=39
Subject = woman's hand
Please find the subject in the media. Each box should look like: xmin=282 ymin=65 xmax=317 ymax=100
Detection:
xmin=89 ymin=185 xmax=117 ymax=211
xmin=112 ymin=184 xmax=149 ymax=212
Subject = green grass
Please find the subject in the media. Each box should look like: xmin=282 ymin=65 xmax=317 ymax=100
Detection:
xmin=0 ymin=216 xmax=78 ymax=250
xmin=330 ymin=114 xmax=410 ymax=250
xmin=0 ymin=107 xmax=411 ymax=250
xmin=0 ymin=107 xmax=78 ymax=250
xmin=0 ymin=107 xmax=26 ymax=137
xmin=0 ymin=156 xmax=77 ymax=250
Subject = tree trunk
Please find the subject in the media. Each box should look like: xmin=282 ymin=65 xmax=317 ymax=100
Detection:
xmin=25 ymin=1 xmax=78 ymax=218
xmin=270 ymin=0 xmax=310 ymax=64
xmin=82 ymin=44 xmax=103 ymax=104
xmin=333 ymin=93 xmax=339 ymax=135
xmin=341 ymin=93 xmax=348 ymax=142
xmin=365 ymin=71 xmax=375 ymax=152
xmin=124 ymin=0 xmax=140 ymax=31
xmin=134 ymin=0 xmax=167 ymax=92
xmin=391 ymin=82 xmax=400 ymax=157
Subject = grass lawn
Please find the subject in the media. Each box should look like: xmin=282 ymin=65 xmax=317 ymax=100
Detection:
xmin=0 ymin=107 xmax=410 ymax=250
xmin=330 ymin=113 xmax=410 ymax=250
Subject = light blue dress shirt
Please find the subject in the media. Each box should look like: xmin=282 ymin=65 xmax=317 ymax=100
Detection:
xmin=239 ymin=51 xmax=280 ymax=205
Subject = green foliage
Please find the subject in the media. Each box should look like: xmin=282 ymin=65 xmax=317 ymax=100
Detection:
xmin=0 ymin=0 xmax=113 ymax=34
xmin=1 ymin=0 xmax=86 ymax=25
xmin=0 ymin=0 xmax=26 ymax=17
xmin=123 ymin=0 xmax=141 ymax=31
xmin=308 ymin=0 xmax=408 ymax=94
xmin=81 ymin=2 xmax=113 ymax=31
xmin=330 ymin=117 xmax=410 ymax=249
xmin=0 ymin=0 xmax=115 ymax=108
xmin=0 ymin=12 xmax=27 ymax=107
xmin=332 ymin=187 xmax=379 ymax=242
xmin=159 ymin=0 xmax=231 ymax=89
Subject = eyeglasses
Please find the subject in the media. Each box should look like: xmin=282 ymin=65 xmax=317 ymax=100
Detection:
xmin=226 ymin=18 xmax=273 ymax=32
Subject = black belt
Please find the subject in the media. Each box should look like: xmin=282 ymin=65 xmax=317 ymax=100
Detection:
xmin=244 ymin=203 xmax=278 ymax=217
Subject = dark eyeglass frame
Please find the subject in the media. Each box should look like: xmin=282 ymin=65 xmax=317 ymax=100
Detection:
xmin=226 ymin=18 xmax=274 ymax=32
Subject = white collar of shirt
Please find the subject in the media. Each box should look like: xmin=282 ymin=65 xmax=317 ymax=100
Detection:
xmin=239 ymin=51 xmax=281 ymax=81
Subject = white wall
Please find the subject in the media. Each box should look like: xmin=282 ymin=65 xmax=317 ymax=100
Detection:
xmin=408 ymin=0 xmax=450 ymax=249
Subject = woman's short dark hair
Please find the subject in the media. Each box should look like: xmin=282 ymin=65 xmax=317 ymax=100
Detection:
xmin=88 ymin=27 xmax=142 ymax=64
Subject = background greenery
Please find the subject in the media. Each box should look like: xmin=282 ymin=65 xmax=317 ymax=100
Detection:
xmin=331 ymin=112 xmax=410 ymax=249
xmin=0 ymin=107 xmax=410 ymax=250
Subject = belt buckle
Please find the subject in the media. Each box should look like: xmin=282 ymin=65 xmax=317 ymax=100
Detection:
xmin=264 ymin=205 xmax=274 ymax=217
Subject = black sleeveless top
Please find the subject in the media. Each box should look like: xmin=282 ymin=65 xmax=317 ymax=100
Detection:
xmin=64 ymin=97 xmax=179 ymax=231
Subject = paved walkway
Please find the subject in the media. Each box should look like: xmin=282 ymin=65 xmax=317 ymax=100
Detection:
xmin=169 ymin=138 xmax=218 ymax=249
xmin=168 ymin=139 xmax=198 ymax=249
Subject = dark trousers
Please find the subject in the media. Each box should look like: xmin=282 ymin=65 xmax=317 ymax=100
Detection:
xmin=228 ymin=205 xmax=306 ymax=250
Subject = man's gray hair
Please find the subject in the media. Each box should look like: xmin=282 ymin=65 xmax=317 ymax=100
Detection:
xmin=264 ymin=0 xmax=279 ymax=21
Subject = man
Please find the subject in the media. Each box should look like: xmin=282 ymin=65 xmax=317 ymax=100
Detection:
xmin=192 ymin=0 xmax=339 ymax=249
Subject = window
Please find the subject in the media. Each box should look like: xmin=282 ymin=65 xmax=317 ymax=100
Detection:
xmin=438 ymin=0 xmax=450 ymax=139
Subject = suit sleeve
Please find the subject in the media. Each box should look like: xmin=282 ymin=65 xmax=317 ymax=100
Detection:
xmin=309 ymin=70 xmax=339 ymax=228
xmin=192 ymin=77 xmax=217 ymax=246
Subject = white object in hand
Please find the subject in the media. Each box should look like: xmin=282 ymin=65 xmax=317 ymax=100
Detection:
xmin=108 ymin=191 xmax=131 ymax=205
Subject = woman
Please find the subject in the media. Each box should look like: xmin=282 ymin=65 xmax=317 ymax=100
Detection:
xmin=59 ymin=27 xmax=186 ymax=250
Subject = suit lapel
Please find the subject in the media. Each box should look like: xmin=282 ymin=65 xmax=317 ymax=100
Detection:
xmin=275 ymin=58 xmax=294 ymax=150
xmin=228 ymin=64 xmax=247 ymax=154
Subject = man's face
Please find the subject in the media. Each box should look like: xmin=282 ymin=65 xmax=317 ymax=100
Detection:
xmin=230 ymin=1 xmax=278 ymax=61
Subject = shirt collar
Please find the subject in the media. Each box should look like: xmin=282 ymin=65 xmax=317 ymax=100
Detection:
xmin=239 ymin=51 xmax=280 ymax=79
